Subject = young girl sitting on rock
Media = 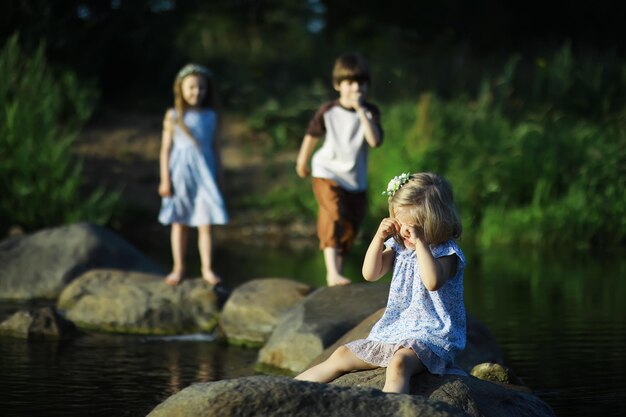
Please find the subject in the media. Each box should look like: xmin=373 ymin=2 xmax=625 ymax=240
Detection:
xmin=295 ymin=172 xmax=466 ymax=393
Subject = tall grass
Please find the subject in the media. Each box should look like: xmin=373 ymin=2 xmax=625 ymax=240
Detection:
xmin=0 ymin=34 xmax=119 ymax=233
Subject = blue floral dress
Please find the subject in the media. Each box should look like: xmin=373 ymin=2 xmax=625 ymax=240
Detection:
xmin=158 ymin=109 xmax=229 ymax=226
xmin=346 ymin=238 xmax=467 ymax=375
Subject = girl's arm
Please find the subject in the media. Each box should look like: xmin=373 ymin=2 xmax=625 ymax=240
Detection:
xmin=296 ymin=134 xmax=319 ymax=178
xmin=362 ymin=218 xmax=397 ymax=281
xmin=158 ymin=110 xmax=174 ymax=197
xmin=413 ymin=238 xmax=457 ymax=291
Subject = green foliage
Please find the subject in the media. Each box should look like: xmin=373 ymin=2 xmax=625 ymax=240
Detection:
xmin=246 ymin=81 xmax=329 ymax=150
xmin=236 ymin=175 xmax=317 ymax=224
xmin=0 ymin=34 xmax=119 ymax=233
xmin=367 ymin=47 xmax=625 ymax=248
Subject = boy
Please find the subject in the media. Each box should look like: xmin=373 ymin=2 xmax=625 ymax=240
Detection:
xmin=296 ymin=52 xmax=383 ymax=286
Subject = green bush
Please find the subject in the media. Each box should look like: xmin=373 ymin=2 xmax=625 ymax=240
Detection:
xmin=368 ymin=84 xmax=625 ymax=249
xmin=0 ymin=34 xmax=119 ymax=233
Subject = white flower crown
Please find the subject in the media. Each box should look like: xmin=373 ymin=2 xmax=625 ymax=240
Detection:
xmin=382 ymin=172 xmax=411 ymax=197
xmin=176 ymin=63 xmax=213 ymax=80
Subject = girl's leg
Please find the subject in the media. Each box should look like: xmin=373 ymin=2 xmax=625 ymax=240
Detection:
xmin=323 ymin=247 xmax=351 ymax=286
xmin=166 ymin=223 xmax=188 ymax=285
xmin=295 ymin=345 xmax=377 ymax=383
xmin=198 ymin=224 xmax=221 ymax=285
xmin=382 ymin=348 xmax=425 ymax=394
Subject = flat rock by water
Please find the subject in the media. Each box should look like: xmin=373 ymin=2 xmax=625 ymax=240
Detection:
xmin=219 ymin=278 xmax=313 ymax=347
xmin=147 ymin=375 xmax=471 ymax=417
xmin=0 ymin=306 xmax=78 ymax=339
xmin=57 ymin=269 xmax=220 ymax=334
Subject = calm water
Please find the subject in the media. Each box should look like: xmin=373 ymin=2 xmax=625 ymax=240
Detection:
xmin=1 ymin=244 xmax=625 ymax=416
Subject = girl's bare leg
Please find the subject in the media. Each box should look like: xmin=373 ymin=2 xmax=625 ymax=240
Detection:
xmin=382 ymin=348 xmax=425 ymax=394
xmin=166 ymin=223 xmax=188 ymax=285
xmin=295 ymin=346 xmax=377 ymax=383
xmin=323 ymin=247 xmax=351 ymax=286
xmin=198 ymin=224 xmax=221 ymax=285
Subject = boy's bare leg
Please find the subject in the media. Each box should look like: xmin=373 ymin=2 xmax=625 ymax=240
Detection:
xmin=198 ymin=224 xmax=221 ymax=285
xmin=166 ymin=223 xmax=188 ymax=285
xmin=323 ymin=247 xmax=351 ymax=286
xmin=295 ymin=346 xmax=377 ymax=383
xmin=382 ymin=348 xmax=425 ymax=394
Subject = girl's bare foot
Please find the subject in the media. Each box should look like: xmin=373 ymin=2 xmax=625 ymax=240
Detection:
xmin=327 ymin=274 xmax=351 ymax=286
xmin=201 ymin=267 xmax=221 ymax=285
xmin=165 ymin=270 xmax=184 ymax=286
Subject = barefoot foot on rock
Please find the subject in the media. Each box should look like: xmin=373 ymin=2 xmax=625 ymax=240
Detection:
xmin=327 ymin=274 xmax=351 ymax=287
xmin=201 ymin=268 xmax=222 ymax=286
xmin=165 ymin=270 xmax=184 ymax=286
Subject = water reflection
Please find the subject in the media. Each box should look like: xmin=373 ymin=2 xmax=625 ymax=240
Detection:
xmin=0 ymin=332 xmax=258 ymax=417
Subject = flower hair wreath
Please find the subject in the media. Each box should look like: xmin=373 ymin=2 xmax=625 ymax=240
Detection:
xmin=176 ymin=63 xmax=213 ymax=80
xmin=382 ymin=172 xmax=411 ymax=197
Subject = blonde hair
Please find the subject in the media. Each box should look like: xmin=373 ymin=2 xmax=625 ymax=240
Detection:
xmin=388 ymin=172 xmax=462 ymax=246
xmin=171 ymin=64 xmax=219 ymax=144
xmin=332 ymin=53 xmax=371 ymax=86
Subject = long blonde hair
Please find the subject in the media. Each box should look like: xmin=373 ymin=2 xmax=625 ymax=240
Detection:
xmin=389 ymin=172 xmax=462 ymax=246
xmin=171 ymin=64 xmax=219 ymax=145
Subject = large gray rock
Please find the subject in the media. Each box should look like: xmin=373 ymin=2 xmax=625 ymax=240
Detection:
xmin=147 ymin=375 xmax=470 ymax=417
xmin=332 ymin=371 xmax=555 ymax=417
xmin=0 ymin=223 xmax=165 ymax=301
xmin=257 ymin=283 xmax=389 ymax=374
xmin=219 ymin=278 xmax=313 ymax=347
xmin=57 ymin=269 xmax=219 ymax=334
xmin=309 ymin=310 xmax=503 ymax=373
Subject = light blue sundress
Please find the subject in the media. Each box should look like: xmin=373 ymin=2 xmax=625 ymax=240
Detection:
xmin=346 ymin=238 xmax=467 ymax=376
xmin=158 ymin=108 xmax=229 ymax=226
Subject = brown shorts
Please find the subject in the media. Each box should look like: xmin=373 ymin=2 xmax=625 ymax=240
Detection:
xmin=312 ymin=178 xmax=367 ymax=255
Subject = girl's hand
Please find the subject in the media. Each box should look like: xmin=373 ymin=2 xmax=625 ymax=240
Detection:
xmin=376 ymin=217 xmax=400 ymax=241
xmin=158 ymin=181 xmax=172 ymax=197
xmin=404 ymin=225 xmax=425 ymax=246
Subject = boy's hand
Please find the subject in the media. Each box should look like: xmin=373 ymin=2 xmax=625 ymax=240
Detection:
xmin=351 ymin=92 xmax=365 ymax=110
xmin=376 ymin=218 xmax=400 ymax=241
xmin=296 ymin=161 xmax=310 ymax=178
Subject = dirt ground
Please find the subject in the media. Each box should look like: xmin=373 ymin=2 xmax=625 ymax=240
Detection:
xmin=74 ymin=109 xmax=316 ymax=260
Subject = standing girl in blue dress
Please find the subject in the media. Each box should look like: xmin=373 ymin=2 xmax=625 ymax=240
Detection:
xmin=158 ymin=64 xmax=228 ymax=286
xmin=296 ymin=172 xmax=466 ymax=394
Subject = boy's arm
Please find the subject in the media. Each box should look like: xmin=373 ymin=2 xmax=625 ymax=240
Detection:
xmin=356 ymin=107 xmax=382 ymax=148
xmin=158 ymin=110 xmax=174 ymax=197
xmin=296 ymin=134 xmax=319 ymax=178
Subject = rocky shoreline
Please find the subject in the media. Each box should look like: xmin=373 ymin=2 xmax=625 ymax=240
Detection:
xmin=0 ymin=223 xmax=555 ymax=417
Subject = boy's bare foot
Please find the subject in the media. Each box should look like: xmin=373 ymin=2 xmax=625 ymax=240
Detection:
xmin=327 ymin=274 xmax=351 ymax=286
xmin=165 ymin=270 xmax=184 ymax=286
xmin=201 ymin=268 xmax=222 ymax=285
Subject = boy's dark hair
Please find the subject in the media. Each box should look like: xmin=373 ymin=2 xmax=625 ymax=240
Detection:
xmin=332 ymin=53 xmax=371 ymax=86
